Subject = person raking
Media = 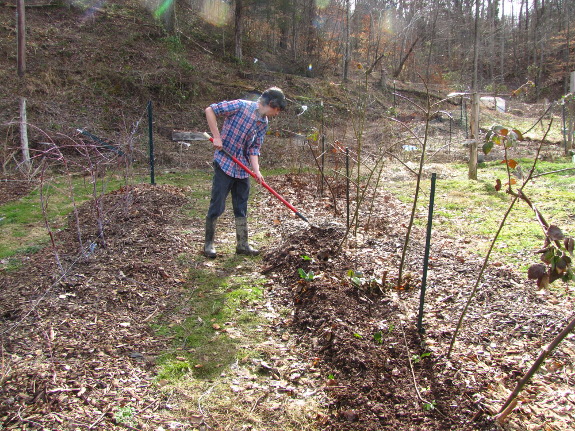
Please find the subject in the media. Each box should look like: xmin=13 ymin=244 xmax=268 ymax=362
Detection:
xmin=203 ymin=87 xmax=287 ymax=258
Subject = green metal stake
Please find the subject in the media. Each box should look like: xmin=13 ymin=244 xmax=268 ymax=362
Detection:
xmin=147 ymin=101 xmax=155 ymax=185
xmin=417 ymin=172 xmax=437 ymax=334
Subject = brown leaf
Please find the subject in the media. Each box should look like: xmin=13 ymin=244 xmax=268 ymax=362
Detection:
xmin=547 ymin=225 xmax=564 ymax=241
xmin=528 ymin=264 xmax=547 ymax=280
xmin=555 ymin=257 xmax=568 ymax=274
xmin=501 ymin=159 xmax=518 ymax=169
xmin=340 ymin=410 xmax=359 ymax=422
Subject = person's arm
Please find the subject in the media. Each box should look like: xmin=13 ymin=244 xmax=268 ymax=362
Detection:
xmin=249 ymin=154 xmax=263 ymax=183
xmin=205 ymin=106 xmax=223 ymax=150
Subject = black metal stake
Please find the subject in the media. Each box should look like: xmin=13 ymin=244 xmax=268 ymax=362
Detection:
xmin=417 ymin=172 xmax=437 ymax=334
xmin=320 ymin=101 xmax=325 ymax=196
xmin=463 ymin=98 xmax=468 ymax=139
xmin=449 ymin=117 xmax=452 ymax=154
xmin=147 ymin=101 xmax=155 ymax=185
xmin=562 ymin=103 xmax=567 ymax=153
xmin=346 ymin=147 xmax=350 ymax=229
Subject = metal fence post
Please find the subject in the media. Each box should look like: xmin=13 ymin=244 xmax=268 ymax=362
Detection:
xmin=417 ymin=173 xmax=437 ymax=334
xmin=148 ymin=101 xmax=155 ymax=185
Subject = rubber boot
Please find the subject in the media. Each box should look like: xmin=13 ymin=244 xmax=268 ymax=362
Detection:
xmin=204 ymin=217 xmax=217 ymax=258
xmin=235 ymin=217 xmax=259 ymax=256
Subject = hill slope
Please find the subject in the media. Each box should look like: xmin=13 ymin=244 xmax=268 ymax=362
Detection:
xmin=1 ymin=0 xmax=334 ymax=164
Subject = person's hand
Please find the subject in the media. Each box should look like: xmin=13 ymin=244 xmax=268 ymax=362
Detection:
xmin=212 ymin=137 xmax=223 ymax=150
xmin=253 ymin=169 xmax=264 ymax=184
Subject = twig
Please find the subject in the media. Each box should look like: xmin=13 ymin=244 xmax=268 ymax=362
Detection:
xmin=198 ymin=384 xmax=217 ymax=416
xmin=532 ymin=167 xmax=575 ymax=178
xmin=249 ymin=391 xmax=269 ymax=413
xmin=523 ymin=101 xmax=556 ymax=134
xmin=448 ymin=121 xmax=553 ymax=357
xmin=496 ymin=314 xmax=575 ymax=419
xmin=495 ymin=399 xmax=517 ymax=424
xmin=399 ymin=324 xmax=429 ymax=405
xmin=142 ymin=307 xmax=159 ymax=322
xmin=88 ymin=407 xmax=110 ymax=429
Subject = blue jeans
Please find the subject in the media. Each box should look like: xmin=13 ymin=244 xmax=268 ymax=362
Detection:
xmin=207 ymin=162 xmax=250 ymax=219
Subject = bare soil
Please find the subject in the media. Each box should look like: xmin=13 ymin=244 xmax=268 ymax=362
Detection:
xmin=1 ymin=168 xmax=574 ymax=430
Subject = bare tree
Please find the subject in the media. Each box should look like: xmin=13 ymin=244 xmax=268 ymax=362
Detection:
xmin=234 ymin=0 xmax=244 ymax=61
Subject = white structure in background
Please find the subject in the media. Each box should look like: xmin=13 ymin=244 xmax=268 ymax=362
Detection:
xmin=479 ymin=96 xmax=506 ymax=113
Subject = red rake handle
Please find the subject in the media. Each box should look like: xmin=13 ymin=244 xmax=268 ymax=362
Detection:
xmin=204 ymin=133 xmax=309 ymax=223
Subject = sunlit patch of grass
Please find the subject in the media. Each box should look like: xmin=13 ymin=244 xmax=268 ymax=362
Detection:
xmin=0 ymin=225 xmax=51 ymax=259
xmin=154 ymin=258 xmax=268 ymax=381
xmin=385 ymin=159 xmax=575 ymax=270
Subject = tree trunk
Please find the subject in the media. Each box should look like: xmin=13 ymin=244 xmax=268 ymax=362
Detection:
xmin=500 ymin=0 xmax=505 ymax=85
xmin=292 ymin=2 xmax=297 ymax=60
xmin=343 ymin=0 xmax=350 ymax=81
xmin=160 ymin=0 xmax=175 ymax=33
xmin=392 ymin=37 xmax=419 ymax=78
xmin=469 ymin=92 xmax=479 ymax=180
xmin=278 ymin=0 xmax=290 ymax=50
xmin=305 ymin=0 xmax=316 ymax=56
xmin=17 ymin=0 xmax=25 ymax=77
xmin=425 ymin=0 xmax=439 ymax=82
xmin=234 ymin=0 xmax=243 ymax=62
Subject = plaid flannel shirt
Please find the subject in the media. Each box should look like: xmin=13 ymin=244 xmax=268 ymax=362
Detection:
xmin=210 ymin=99 xmax=268 ymax=179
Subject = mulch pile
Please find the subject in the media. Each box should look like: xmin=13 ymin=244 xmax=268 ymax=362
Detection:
xmin=1 ymin=175 xmax=574 ymax=430
xmin=260 ymin=173 xmax=575 ymax=431
xmin=1 ymin=184 xmax=196 ymax=429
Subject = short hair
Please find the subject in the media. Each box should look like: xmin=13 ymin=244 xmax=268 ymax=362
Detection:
xmin=259 ymin=87 xmax=286 ymax=111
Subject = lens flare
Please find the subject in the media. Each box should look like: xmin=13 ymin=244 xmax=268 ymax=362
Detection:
xmin=200 ymin=0 xmax=230 ymax=27
xmin=377 ymin=9 xmax=397 ymax=35
xmin=154 ymin=0 xmax=174 ymax=19
xmin=77 ymin=0 xmax=106 ymax=23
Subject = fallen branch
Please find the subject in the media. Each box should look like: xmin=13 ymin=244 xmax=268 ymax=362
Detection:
xmin=496 ymin=314 xmax=575 ymax=421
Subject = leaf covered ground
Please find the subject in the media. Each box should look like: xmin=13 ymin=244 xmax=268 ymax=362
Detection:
xmin=1 ymin=166 xmax=574 ymax=430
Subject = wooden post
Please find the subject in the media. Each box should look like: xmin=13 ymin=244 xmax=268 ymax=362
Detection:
xmin=468 ymin=92 xmax=479 ymax=180
xmin=20 ymin=97 xmax=30 ymax=170
xmin=17 ymin=0 xmax=26 ymax=77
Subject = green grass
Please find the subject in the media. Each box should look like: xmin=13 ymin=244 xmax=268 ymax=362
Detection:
xmin=154 ymin=261 xmax=268 ymax=380
xmin=385 ymin=156 xmax=575 ymax=270
xmin=479 ymin=106 xmax=565 ymax=143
